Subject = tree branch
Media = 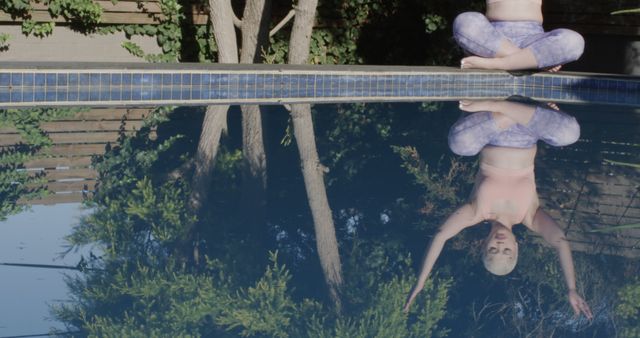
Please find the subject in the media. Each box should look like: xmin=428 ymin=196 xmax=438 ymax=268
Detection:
xmin=269 ymin=9 xmax=295 ymax=37
xmin=232 ymin=6 xmax=243 ymax=28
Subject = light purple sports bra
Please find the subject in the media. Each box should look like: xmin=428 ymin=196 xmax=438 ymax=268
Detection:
xmin=487 ymin=0 xmax=542 ymax=4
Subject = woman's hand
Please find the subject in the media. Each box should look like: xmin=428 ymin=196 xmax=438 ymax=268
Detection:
xmin=403 ymin=281 xmax=425 ymax=313
xmin=568 ymin=289 xmax=593 ymax=320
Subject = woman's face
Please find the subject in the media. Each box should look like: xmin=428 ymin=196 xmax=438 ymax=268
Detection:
xmin=484 ymin=224 xmax=518 ymax=260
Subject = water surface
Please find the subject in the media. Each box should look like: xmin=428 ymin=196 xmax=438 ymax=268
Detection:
xmin=1 ymin=100 xmax=638 ymax=337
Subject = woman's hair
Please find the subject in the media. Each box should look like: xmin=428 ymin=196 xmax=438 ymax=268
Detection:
xmin=482 ymin=249 xmax=518 ymax=276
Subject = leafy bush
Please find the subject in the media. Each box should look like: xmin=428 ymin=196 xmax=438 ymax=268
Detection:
xmin=616 ymin=280 xmax=640 ymax=338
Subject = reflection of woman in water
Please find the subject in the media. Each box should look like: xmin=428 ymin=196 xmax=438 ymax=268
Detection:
xmin=403 ymin=100 xmax=593 ymax=319
xmin=453 ymin=0 xmax=584 ymax=71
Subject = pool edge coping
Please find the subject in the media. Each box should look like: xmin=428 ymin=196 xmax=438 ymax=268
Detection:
xmin=1 ymin=62 xmax=639 ymax=80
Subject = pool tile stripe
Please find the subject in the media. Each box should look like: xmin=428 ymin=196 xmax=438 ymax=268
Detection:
xmin=0 ymin=67 xmax=638 ymax=107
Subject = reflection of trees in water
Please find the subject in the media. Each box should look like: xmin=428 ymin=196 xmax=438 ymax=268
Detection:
xmin=0 ymin=107 xmax=79 ymax=220
xmin=53 ymin=103 xmax=451 ymax=336
xmin=50 ymin=101 xmax=640 ymax=337
xmin=0 ymin=144 xmax=46 ymax=219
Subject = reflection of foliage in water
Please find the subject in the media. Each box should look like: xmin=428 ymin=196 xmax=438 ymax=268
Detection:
xmin=66 ymin=107 xmax=192 ymax=259
xmin=0 ymin=150 xmax=46 ymax=221
xmin=0 ymin=107 xmax=78 ymax=147
xmin=55 ymin=105 xmax=452 ymax=337
xmin=616 ymin=279 xmax=640 ymax=338
xmin=51 ymin=102 xmax=639 ymax=337
xmin=0 ymin=107 xmax=78 ymax=220
xmin=392 ymin=145 xmax=475 ymax=231
xmin=341 ymin=239 xmax=450 ymax=337
xmin=319 ymin=103 xmax=394 ymax=184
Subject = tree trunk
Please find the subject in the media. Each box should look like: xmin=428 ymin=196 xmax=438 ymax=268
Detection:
xmin=290 ymin=104 xmax=343 ymax=310
xmin=209 ymin=0 xmax=239 ymax=64
xmin=239 ymin=0 xmax=272 ymax=64
xmin=240 ymin=105 xmax=268 ymax=233
xmin=190 ymin=105 xmax=229 ymax=210
xmin=287 ymin=0 xmax=318 ymax=65
xmin=191 ymin=0 xmax=239 ymax=210
xmin=239 ymin=0 xmax=271 ymax=233
xmin=287 ymin=0 xmax=343 ymax=310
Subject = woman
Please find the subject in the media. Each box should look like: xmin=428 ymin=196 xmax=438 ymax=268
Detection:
xmin=403 ymin=99 xmax=593 ymax=320
xmin=453 ymin=1 xmax=585 ymax=71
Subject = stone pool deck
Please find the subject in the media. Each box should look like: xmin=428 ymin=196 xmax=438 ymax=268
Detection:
xmin=0 ymin=63 xmax=639 ymax=107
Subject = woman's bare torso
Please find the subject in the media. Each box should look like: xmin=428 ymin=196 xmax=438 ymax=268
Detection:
xmin=471 ymin=146 xmax=540 ymax=226
xmin=479 ymin=145 xmax=536 ymax=169
xmin=486 ymin=0 xmax=543 ymax=23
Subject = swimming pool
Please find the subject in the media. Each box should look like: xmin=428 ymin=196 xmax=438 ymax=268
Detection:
xmin=1 ymin=64 xmax=639 ymax=337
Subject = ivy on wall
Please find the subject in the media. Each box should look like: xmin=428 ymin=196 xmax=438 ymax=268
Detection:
xmin=0 ymin=0 xmax=187 ymax=62
xmin=1 ymin=0 xmax=461 ymax=65
xmin=105 ymin=0 xmax=186 ymax=62
xmin=0 ymin=33 xmax=10 ymax=51
xmin=0 ymin=0 xmax=102 ymax=37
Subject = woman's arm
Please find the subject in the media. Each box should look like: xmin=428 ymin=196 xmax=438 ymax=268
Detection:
xmin=526 ymin=209 xmax=594 ymax=319
xmin=403 ymin=203 xmax=480 ymax=312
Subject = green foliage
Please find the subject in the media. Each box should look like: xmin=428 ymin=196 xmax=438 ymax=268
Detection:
xmin=0 ymin=33 xmax=10 ymax=51
xmin=122 ymin=41 xmax=146 ymax=58
xmin=0 ymin=107 xmax=78 ymax=147
xmin=274 ymin=3 xmax=378 ymax=65
xmin=329 ymin=276 xmax=449 ymax=338
xmin=0 ymin=167 xmax=47 ymax=221
xmin=54 ymin=259 xmax=228 ymax=337
xmin=266 ymin=0 xmax=453 ymax=65
xmin=213 ymin=148 xmax=243 ymax=182
xmin=423 ymin=14 xmax=447 ymax=34
xmin=308 ymin=29 xmax=361 ymax=65
xmin=69 ymin=137 xmax=193 ymax=257
xmin=216 ymin=252 xmax=296 ymax=338
xmin=117 ymin=0 xmax=184 ymax=62
xmin=317 ymin=103 xmax=394 ymax=183
xmin=0 ymin=0 xmax=32 ymax=16
xmin=125 ymin=176 xmax=193 ymax=243
xmin=337 ymin=240 xmax=451 ymax=338
xmin=263 ymin=37 xmax=288 ymax=64
xmin=65 ymin=107 xmax=193 ymax=259
xmin=48 ymin=0 xmax=103 ymax=27
xmin=57 ymin=240 xmax=452 ymax=337
xmin=152 ymin=0 xmax=184 ymax=62
xmin=2 ymin=0 xmax=102 ymax=36
xmin=195 ymin=24 xmax=218 ymax=62
xmin=53 ymin=106 xmax=453 ymax=336
xmin=0 ymin=107 xmax=77 ymax=220
xmin=616 ymin=280 xmax=640 ymax=338
xmin=21 ymin=19 xmax=55 ymax=37
xmin=2 ymin=0 xmax=464 ymax=64
xmin=1 ymin=0 xmax=182 ymax=61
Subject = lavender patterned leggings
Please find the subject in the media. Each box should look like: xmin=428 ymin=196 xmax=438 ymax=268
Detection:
xmin=453 ymin=12 xmax=585 ymax=68
xmin=448 ymin=106 xmax=580 ymax=156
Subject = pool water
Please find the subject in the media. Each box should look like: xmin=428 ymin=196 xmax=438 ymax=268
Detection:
xmin=0 ymin=99 xmax=638 ymax=337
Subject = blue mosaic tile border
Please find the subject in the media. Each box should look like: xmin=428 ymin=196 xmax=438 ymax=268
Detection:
xmin=0 ymin=68 xmax=638 ymax=107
